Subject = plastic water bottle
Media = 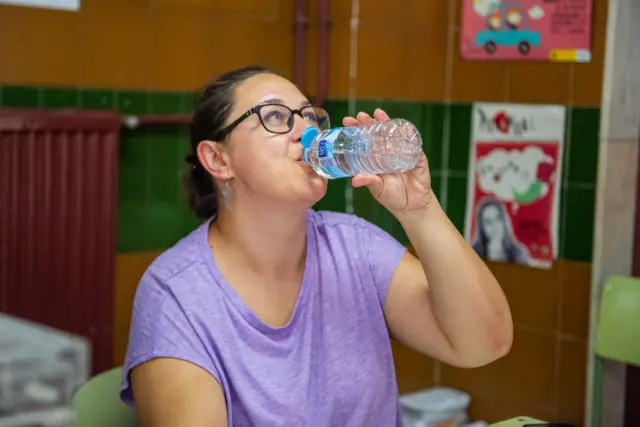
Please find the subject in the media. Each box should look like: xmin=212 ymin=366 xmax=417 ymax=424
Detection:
xmin=301 ymin=118 xmax=422 ymax=179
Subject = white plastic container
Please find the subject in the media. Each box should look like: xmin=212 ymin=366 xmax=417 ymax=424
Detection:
xmin=400 ymin=387 xmax=471 ymax=427
xmin=0 ymin=313 xmax=90 ymax=427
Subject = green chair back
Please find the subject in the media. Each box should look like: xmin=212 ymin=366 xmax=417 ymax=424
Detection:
xmin=594 ymin=275 xmax=640 ymax=365
xmin=73 ymin=366 xmax=138 ymax=427
xmin=489 ymin=416 xmax=545 ymax=426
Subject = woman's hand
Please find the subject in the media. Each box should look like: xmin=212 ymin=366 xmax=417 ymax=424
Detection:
xmin=343 ymin=109 xmax=436 ymax=218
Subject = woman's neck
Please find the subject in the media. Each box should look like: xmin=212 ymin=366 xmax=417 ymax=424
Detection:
xmin=211 ymin=203 xmax=309 ymax=281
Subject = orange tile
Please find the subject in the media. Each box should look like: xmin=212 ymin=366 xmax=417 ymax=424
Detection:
xmin=391 ymin=339 xmax=435 ymax=393
xmin=448 ymin=30 xmax=510 ymax=102
xmin=148 ymin=8 xmax=220 ymax=91
xmin=208 ymin=0 xmax=282 ymax=18
xmin=480 ymin=398 xmax=557 ymax=424
xmin=78 ymin=2 xmax=152 ymax=89
xmin=0 ymin=6 xmax=81 ymax=86
xmin=559 ymin=261 xmax=591 ymax=339
xmin=355 ymin=23 xmax=410 ymax=99
xmin=406 ymin=28 xmax=448 ymax=101
xmin=556 ymin=339 xmax=588 ymax=426
xmin=358 ymin=0 xmax=408 ymax=24
xmin=466 ymin=393 xmax=499 ymax=424
xmin=326 ymin=22 xmax=352 ymax=98
xmin=440 ymin=356 xmax=502 ymax=399
xmin=487 ymin=261 xmax=561 ymax=333
xmin=114 ymin=250 xmax=163 ymax=365
xmin=572 ymin=0 xmax=608 ymax=107
xmin=494 ymin=328 xmax=557 ymax=410
xmin=407 ymin=0 xmax=450 ymax=31
xmin=507 ymin=63 xmax=573 ymax=104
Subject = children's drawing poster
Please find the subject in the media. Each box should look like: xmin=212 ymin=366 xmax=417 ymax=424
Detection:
xmin=461 ymin=0 xmax=593 ymax=62
xmin=464 ymin=103 xmax=566 ymax=269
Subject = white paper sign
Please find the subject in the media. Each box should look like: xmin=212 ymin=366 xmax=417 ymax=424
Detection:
xmin=0 ymin=0 xmax=79 ymax=11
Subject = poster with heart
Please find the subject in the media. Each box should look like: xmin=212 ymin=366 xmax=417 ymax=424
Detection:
xmin=464 ymin=103 xmax=566 ymax=269
xmin=460 ymin=0 xmax=593 ymax=62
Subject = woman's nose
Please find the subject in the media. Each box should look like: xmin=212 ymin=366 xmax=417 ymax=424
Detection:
xmin=290 ymin=114 xmax=308 ymax=142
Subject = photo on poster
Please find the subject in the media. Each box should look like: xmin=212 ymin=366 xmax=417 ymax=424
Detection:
xmin=464 ymin=103 xmax=566 ymax=269
xmin=460 ymin=0 xmax=593 ymax=62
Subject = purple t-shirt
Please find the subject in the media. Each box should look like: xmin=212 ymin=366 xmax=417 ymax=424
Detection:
xmin=121 ymin=210 xmax=408 ymax=426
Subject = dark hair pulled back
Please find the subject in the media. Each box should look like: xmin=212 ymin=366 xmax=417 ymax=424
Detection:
xmin=184 ymin=65 xmax=275 ymax=219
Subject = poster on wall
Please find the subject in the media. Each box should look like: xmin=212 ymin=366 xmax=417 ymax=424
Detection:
xmin=460 ymin=0 xmax=593 ymax=62
xmin=0 ymin=0 xmax=79 ymax=11
xmin=464 ymin=103 xmax=566 ymax=269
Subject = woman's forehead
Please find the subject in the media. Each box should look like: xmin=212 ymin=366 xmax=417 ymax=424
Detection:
xmin=233 ymin=74 xmax=307 ymax=112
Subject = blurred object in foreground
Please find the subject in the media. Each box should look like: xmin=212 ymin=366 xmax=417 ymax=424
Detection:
xmin=0 ymin=313 xmax=90 ymax=427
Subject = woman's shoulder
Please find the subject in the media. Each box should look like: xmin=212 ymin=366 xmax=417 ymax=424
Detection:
xmin=139 ymin=221 xmax=211 ymax=291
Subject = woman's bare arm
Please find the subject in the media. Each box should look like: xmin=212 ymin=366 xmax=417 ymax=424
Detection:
xmin=131 ymin=358 xmax=227 ymax=427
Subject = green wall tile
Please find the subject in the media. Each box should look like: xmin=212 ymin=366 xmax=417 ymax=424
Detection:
xmin=447 ymin=103 xmax=473 ymax=173
xmin=567 ymin=107 xmax=600 ymax=185
xmin=353 ymin=186 xmax=408 ymax=245
xmin=430 ymin=174 xmax=442 ymax=202
xmin=188 ymin=91 xmax=200 ymax=112
xmin=323 ymin=99 xmax=348 ymax=128
xmin=149 ymin=171 xmax=181 ymax=207
xmin=445 ymin=175 xmax=468 ymax=233
xmin=119 ymin=129 xmax=150 ymax=172
xmin=150 ymin=92 xmax=184 ymax=114
xmin=355 ymin=100 xmax=382 ymax=117
xmin=314 ymin=178 xmax=347 ymax=213
xmin=118 ymin=91 xmax=149 ymax=115
xmin=80 ymin=89 xmax=115 ymax=109
xmin=380 ymin=100 xmax=424 ymax=128
xmin=42 ymin=88 xmax=79 ymax=108
xmin=423 ymin=103 xmax=445 ymax=172
xmin=2 ymin=86 xmax=39 ymax=107
xmin=148 ymin=127 xmax=185 ymax=172
xmin=560 ymin=184 xmax=596 ymax=262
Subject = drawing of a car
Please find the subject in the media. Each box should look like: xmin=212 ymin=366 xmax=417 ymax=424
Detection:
xmin=475 ymin=2 xmax=541 ymax=55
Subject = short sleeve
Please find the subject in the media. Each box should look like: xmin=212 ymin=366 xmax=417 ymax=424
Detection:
xmin=357 ymin=218 xmax=408 ymax=305
xmin=120 ymin=269 xmax=220 ymax=406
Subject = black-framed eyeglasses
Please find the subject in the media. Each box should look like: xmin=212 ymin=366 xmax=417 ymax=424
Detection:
xmin=217 ymin=103 xmax=330 ymax=140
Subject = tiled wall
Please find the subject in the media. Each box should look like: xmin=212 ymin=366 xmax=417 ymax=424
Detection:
xmin=0 ymin=87 xmax=599 ymax=262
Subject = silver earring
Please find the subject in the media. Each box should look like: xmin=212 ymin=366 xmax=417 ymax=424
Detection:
xmin=223 ymin=181 xmax=231 ymax=209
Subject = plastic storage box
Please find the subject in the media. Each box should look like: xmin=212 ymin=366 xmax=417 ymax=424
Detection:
xmin=0 ymin=313 xmax=90 ymax=427
xmin=400 ymin=387 xmax=471 ymax=427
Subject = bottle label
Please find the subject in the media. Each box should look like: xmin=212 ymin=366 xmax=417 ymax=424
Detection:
xmin=317 ymin=128 xmax=349 ymax=179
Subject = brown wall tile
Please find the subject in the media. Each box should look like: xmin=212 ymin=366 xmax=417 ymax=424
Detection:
xmin=149 ymin=8 xmax=218 ymax=91
xmin=441 ymin=357 xmax=502 ymax=400
xmin=355 ymin=23 xmax=410 ymax=99
xmin=488 ymin=261 xmax=561 ymax=333
xmin=391 ymin=339 xmax=435 ymax=393
xmin=496 ymin=329 xmax=557 ymax=410
xmin=406 ymin=29 xmax=449 ymax=101
xmin=448 ymin=31 xmax=509 ymax=102
xmin=572 ymin=0 xmax=608 ymax=107
xmin=559 ymin=261 xmax=592 ymax=339
xmin=0 ymin=7 xmax=81 ymax=85
xmin=79 ymin=1 xmax=152 ymax=89
xmin=407 ymin=0 xmax=451 ymax=31
xmin=556 ymin=339 xmax=588 ymax=426
xmin=507 ymin=63 xmax=573 ymax=105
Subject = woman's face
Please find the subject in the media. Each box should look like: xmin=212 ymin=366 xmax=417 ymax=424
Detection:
xmin=480 ymin=204 xmax=505 ymax=241
xmin=204 ymin=73 xmax=328 ymax=208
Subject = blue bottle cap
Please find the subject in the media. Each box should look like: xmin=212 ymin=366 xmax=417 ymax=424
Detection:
xmin=301 ymin=126 xmax=320 ymax=149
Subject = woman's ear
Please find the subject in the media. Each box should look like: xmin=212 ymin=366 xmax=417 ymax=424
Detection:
xmin=197 ymin=140 xmax=235 ymax=181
